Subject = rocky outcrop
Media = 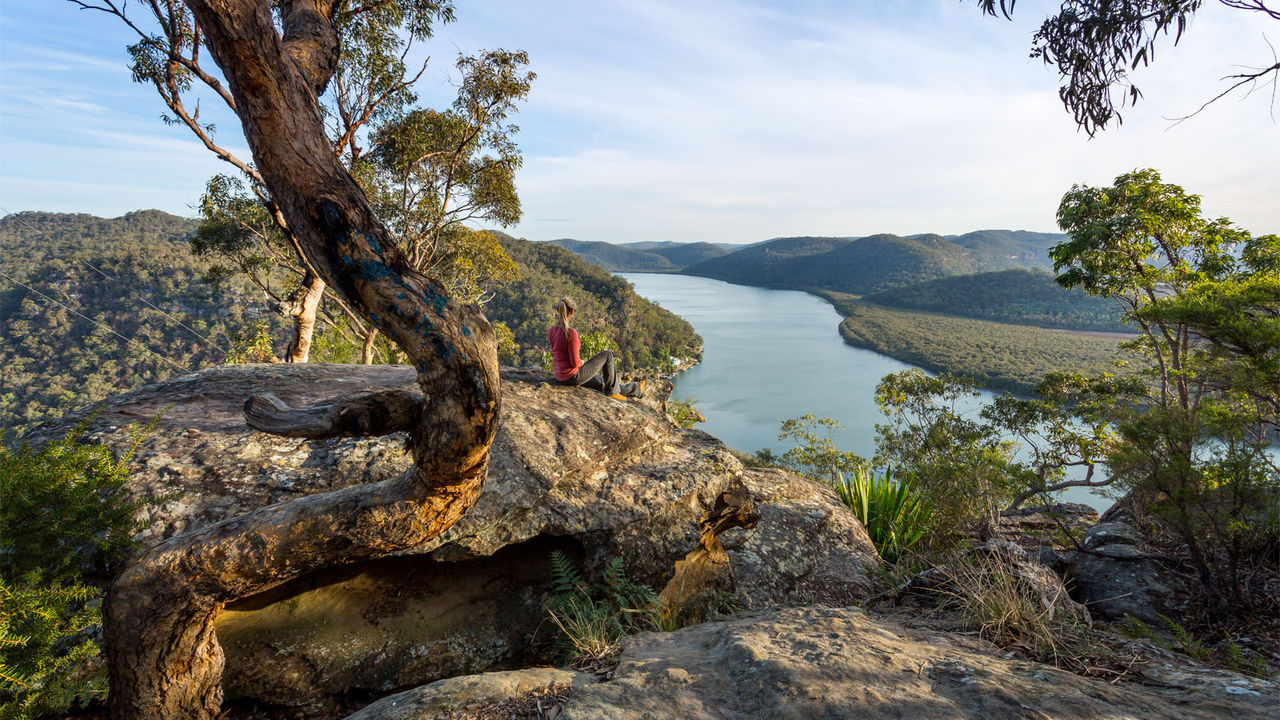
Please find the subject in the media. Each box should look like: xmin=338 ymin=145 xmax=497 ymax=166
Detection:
xmin=555 ymin=605 xmax=1277 ymax=720
xmin=32 ymin=365 xmax=882 ymax=714
xmin=995 ymin=502 xmax=1098 ymax=550
xmin=1068 ymin=518 xmax=1188 ymax=625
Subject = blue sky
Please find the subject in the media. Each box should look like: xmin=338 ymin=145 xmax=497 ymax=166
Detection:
xmin=1 ymin=0 xmax=1276 ymax=244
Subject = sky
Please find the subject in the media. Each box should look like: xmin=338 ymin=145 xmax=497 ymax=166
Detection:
xmin=1 ymin=0 xmax=1277 ymax=245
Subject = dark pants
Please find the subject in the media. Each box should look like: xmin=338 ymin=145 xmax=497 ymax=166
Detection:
xmin=563 ymin=350 xmax=621 ymax=395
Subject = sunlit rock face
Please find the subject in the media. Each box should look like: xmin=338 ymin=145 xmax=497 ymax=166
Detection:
xmin=36 ymin=364 xmax=881 ymax=715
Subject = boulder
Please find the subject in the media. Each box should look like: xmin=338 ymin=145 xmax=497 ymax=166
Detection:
xmin=31 ymin=365 xmax=882 ymax=715
xmin=554 ymin=605 xmax=1278 ymax=720
xmin=995 ymin=502 xmax=1099 ymax=551
xmin=344 ymin=668 xmax=593 ymax=720
xmin=1067 ymin=519 xmax=1187 ymax=625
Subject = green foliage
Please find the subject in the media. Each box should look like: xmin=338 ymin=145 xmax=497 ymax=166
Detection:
xmin=666 ymin=397 xmax=705 ymax=429
xmin=224 ymin=319 xmax=277 ymax=364
xmin=493 ymin=321 xmax=519 ymax=365
xmin=1118 ymin=615 xmax=1157 ymax=640
xmin=976 ymin=1 xmax=1276 ymax=136
xmin=361 ymin=49 xmax=533 ymax=304
xmin=825 ymin=291 xmax=1127 ymax=396
xmin=832 ymin=468 xmax=932 ymax=563
xmin=0 ymin=578 xmax=104 ymax=720
xmin=873 ymin=371 xmax=1020 ymax=543
xmin=1 ymin=423 xmax=148 ymax=584
xmin=1223 ymin=639 xmax=1272 ymax=679
xmin=1051 ymin=169 xmax=1280 ymax=607
xmin=544 ymin=552 xmax=658 ymax=666
xmin=863 ymin=269 xmax=1130 ymax=333
xmin=1159 ymin=614 xmax=1213 ymax=663
xmin=773 ymin=415 xmax=868 ymax=481
xmin=578 ymin=331 xmax=618 ymax=361
xmin=0 ymin=423 xmax=150 ymax=717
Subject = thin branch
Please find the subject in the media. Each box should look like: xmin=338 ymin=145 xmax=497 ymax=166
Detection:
xmin=1168 ymin=54 xmax=1280 ymax=126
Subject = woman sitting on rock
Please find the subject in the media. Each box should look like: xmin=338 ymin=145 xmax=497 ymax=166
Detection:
xmin=548 ymin=296 xmax=644 ymax=399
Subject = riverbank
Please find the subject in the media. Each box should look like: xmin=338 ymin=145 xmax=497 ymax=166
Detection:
xmin=816 ymin=290 xmax=1129 ymax=396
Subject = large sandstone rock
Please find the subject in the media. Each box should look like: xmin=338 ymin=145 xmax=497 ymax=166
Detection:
xmin=31 ymin=365 xmax=881 ymax=715
xmin=1068 ymin=518 xmax=1189 ymax=625
xmin=345 ymin=668 xmax=592 ymax=720
xmin=556 ymin=605 xmax=1278 ymax=720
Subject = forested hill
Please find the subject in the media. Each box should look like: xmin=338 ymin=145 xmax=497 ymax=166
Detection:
xmin=0 ymin=212 xmax=701 ymax=436
xmin=681 ymin=230 xmax=1069 ymax=294
xmin=491 ymin=233 xmax=702 ymax=371
xmin=1 ymin=210 xmax=200 ymax=282
xmin=0 ymin=210 xmax=257 ymax=434
xmin=946 ymin=230 xmax=1064 ymax=271
xmin=862 ymin=269 xmax=1131 ymax=332
xmin=549 ymin=238 xmax=729 ymax=272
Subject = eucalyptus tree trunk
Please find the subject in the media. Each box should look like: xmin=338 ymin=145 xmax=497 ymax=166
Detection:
xmin=102 ymin=2 xmax=500 ymax=718
xmin=280 ymin=272 xmax=326 ymax=362
xmin=362 ymin=327 xmax=380 ymax=364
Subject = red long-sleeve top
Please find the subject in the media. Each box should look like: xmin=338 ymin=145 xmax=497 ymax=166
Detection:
xmin=548 ymin=325 xmax=582 ymax=382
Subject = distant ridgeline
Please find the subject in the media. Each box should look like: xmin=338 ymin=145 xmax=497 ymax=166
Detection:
xmin=551 ymin=231 xmax=1129 ymax=332
xmin=0 ymin=212 xmax=701 ymax=436
xmin=548 ymin=238 xmax=733 ymax=273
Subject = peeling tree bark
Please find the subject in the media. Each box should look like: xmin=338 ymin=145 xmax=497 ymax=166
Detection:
xmin=102 ymin=2 xmax=500 ymax=718
xmin=279 ymin=271 xmax=326 ymax=363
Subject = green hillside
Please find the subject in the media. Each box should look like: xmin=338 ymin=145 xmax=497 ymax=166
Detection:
xmin=947 ymin=230 xmax=1066 ymax=271
xmin=863 ymin=268 xmax=1131 ymax=332
xmin=683 ymin=230 xmax=1065 ymax=294
xmin=0 ymin=211 xmax=263 ymax=434
xmin=678 ymin=236 xmax=854 ymax=287
xmin=647 ymin=242 xmax=729 ymax=268
xmin=0 ymin=213 xmax=701 ymax=436
xmin=548 ymin=238 xmax=730 ymax=272
xmin=785 ymin=234 xmax=973 ymax=293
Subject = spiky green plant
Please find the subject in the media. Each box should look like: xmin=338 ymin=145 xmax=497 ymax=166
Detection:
xmin=832 ymin=467 xmax=933 ymax=562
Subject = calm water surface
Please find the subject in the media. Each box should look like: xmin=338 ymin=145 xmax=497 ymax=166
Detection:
xmin=622 ymin=272 xmax=1108 ymax=511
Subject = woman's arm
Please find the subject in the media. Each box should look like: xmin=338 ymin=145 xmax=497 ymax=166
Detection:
xmin=569 ymin=328 xmax=582 ymax=369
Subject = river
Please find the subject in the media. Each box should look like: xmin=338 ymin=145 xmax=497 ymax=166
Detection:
xmin=621 ymin=272 xmax=1109 ymax=511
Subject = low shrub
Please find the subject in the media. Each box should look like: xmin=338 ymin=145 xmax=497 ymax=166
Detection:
xmin=0 ymin=420 xmax=151 ymax=718
xmin=0 ymin=578 xmax=104 ymax=720
xmin=666 ymin=396 xmax=706 ymax=429
xmin=544 ymin=552 xmax=658 ymax=667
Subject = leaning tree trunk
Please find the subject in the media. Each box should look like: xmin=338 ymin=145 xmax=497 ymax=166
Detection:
xmin=279 ymin=271 xmax=326 ymax=362
xmin=103 ymin=1 xmax=500 ymax=718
